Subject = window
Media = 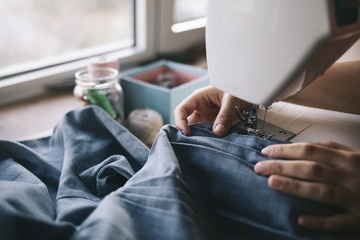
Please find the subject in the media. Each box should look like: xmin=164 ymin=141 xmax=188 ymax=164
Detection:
xmin=0 ymin=0 xmax=134 ymax=78
xmin=172 ymin=0 xmax=208 ymax=33
xmin=157 ymin=0 xmax=208 ymax=54
xmin=0 ymin=0 xmax=156 ymax=105
xmin=0 ymin=0 xmax=207 ymax=105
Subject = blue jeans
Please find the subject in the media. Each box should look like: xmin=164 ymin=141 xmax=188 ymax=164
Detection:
xmin=0 ymin=106 xmax=357 ymax=239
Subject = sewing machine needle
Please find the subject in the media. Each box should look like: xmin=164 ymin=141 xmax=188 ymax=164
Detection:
xmin=261 ymin=106 xmax=268 ymax=133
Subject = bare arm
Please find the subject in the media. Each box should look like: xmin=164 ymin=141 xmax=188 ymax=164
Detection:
xmin=285 ymin=60 xmax=360 ymax=114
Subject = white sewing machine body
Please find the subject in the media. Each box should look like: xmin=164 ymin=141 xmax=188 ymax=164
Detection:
xmin=206 ymin=0 xmax=360 ymax=105
xmin=206 ymin=0 xmax=360 ymax=145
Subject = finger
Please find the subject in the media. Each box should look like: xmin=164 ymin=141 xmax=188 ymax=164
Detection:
xmin=255 ymin=160 xmax=338 ymax=183
xmin=187 ymin=111 xmax=201 ymax=124
xmin=254 ymin=160 xmax=360 ymax=194
xmin=213 ymin=93 xmax=238 ymax=136
xmin=298 ymin=213 xmax=360 ymax=232
xmin=187 ymin=109 xmax=219 ymax=124
xmin=314 ymin=141 xmax=357 ymax=152
xmin=174 ymin=86 xmax=221 ymax=136
xmin=261 ymin=143 xmax=342 ymax=167
xmin=174 ymin=103 xmax=195 ymax=136
xmin=268 ymin=175 xmax=354 ymax=209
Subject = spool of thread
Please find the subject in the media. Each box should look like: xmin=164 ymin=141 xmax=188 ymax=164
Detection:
xmin=124 ymin=109 xmax=164 ymax=148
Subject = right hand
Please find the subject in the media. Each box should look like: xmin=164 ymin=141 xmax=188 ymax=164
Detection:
xmin=174 ymin=86 xmax=251 ymax=136
xmin=256 ymin=141 xmax=360 ymax=232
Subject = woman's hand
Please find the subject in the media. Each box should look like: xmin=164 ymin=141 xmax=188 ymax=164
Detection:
xmin=254 ymin=141 xmax=360 ymax=232
xmin=174 ymin=86 xmax=251 ymax=136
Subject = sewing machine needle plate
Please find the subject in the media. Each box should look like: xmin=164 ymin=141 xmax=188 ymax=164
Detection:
xmin=235 ymin=119 xmax=296 ymax=141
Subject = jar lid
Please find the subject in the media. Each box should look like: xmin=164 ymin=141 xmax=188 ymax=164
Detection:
xmin=75 ymin=67 xmax=119 ymax=88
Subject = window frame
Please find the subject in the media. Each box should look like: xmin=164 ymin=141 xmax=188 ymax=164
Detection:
xmin=0 ymin=0 xmax=156 ymax=105
xmin=0 ymin=0 xmax=208 ymax=106
xmin=156 ymin=0 xmax=206 ymax=54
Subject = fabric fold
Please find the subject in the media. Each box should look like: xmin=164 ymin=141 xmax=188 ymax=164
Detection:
xmin=0 ymin=106 xmax=358 ymax=240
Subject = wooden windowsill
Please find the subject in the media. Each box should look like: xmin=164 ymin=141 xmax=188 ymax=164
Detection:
xmin=0 ymin=90 xmax=79 ymax=141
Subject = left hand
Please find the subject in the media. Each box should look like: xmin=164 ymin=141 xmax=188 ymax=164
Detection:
xmin=174 ymin=86 xmax=251 ymax=136
xmin=254 ymin=141 xmax=360 ymax=232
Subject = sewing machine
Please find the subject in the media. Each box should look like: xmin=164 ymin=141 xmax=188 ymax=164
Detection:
xmin=206 ymin=0 xmax=360 ymax=142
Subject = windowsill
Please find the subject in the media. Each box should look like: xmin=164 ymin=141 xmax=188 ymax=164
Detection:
xmin=0 ymin=54 xmax=207 ymax=141
xmin=0 ymin=90 xmax=79 ymax=141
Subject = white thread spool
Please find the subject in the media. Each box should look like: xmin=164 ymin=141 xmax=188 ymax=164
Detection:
xmin=124 ymin=109 xmax=163 ymax=148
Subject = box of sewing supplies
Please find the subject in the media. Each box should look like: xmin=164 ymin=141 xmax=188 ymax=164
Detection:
xmin=121 ymin=60 xmax=209 ymax=124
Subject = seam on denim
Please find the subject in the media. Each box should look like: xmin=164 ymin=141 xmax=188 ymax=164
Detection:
xmin=170 ymin=142 xmax=257 ymax=168
xmin=172 ymin=135 xmax=264 ymax=153
xmin=168 ymin=124 xmax=288 ymax=145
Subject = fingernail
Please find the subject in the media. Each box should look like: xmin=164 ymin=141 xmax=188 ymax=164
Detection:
xmin=269 ymin=176 xmax=283 ymax=189
xmin=214 ymin=124 xmax=225 ymax=134
xmin=180 ymin=129 xmax=186 ymax=135
xmin=261 ymin=146 xmax=272 ymax=156
xmin=254 ymin=162 xmax=267 ymax=174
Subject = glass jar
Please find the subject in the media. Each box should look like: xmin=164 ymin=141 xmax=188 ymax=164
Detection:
xmin=74 ymin=67 xmax=125 ymax=123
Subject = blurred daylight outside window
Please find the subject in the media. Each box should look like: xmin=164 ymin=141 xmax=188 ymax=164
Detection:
xmin=0 ymin=0 xmax=134 ymax=78
xmin=173 ymin=0 xmax=208 ymax=23
xmin=172 ymin=0 xmax=208 ymax=33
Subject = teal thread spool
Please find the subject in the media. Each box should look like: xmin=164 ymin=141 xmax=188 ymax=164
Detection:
xmin=74 ymin=67 xmax=124 ymax=123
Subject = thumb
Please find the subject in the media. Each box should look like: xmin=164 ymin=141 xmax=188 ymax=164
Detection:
xmin=213 ymin=94 xmax=236 ymax=137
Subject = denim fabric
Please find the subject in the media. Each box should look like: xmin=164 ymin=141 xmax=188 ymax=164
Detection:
xmin=0 ymin=106 xmax=358 ymax=240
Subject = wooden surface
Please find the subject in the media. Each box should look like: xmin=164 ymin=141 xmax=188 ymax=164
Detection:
xmin=0 ymin=91 xmax=79 ymax=140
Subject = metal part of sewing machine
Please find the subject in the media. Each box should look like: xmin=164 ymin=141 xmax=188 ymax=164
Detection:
xmin=206 ymin=0 xmax=360 ymax=140
xmin=235 ymin=104 xmax=295 ymax=141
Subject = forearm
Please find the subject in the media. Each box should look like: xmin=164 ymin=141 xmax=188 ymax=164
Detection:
xmin=285 ymin=60 xmax=360 ymax=114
